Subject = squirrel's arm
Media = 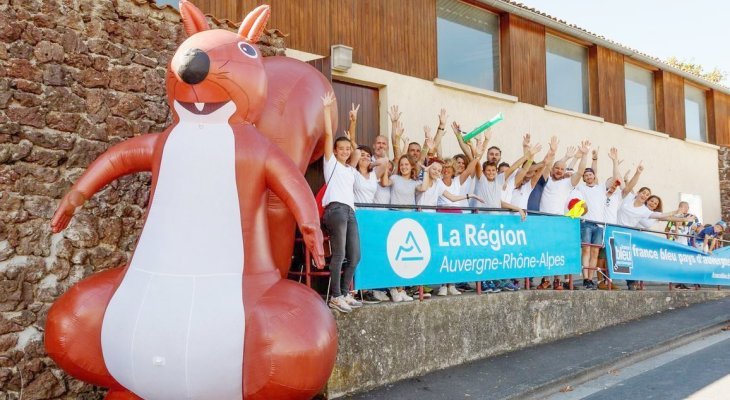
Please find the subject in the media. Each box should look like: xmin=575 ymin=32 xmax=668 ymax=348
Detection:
xmin=265 ymin=143 xmax=326 ymax=267
xmin=51 ymin=133 xmax=159 ymax=233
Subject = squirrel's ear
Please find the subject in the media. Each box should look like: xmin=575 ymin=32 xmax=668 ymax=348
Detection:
xmin=238 ymin=5 xmax=270 ymax=42
xmin=179 ymin=0 xmax=210 ymax=36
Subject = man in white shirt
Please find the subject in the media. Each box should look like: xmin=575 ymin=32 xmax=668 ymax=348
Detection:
xmin=539 ymin=140 xmax=590 ymax=215
xmin=576 ymin=148 xmax=621 ymax=289
xmin=538 ymin=139 xmax=591 ymax=290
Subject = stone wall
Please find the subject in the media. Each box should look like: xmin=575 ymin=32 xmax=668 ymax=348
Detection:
xmin=0 ymin=1 xmax=284 ymax=398
xmin=327 ymin=290 xmax=730 ymax=398
xmin=718 ymin=146 xmax=730 ymax=231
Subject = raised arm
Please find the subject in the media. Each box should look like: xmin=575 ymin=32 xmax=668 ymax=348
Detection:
xmin=51 ymin=133 xmax=159 ymax=232
xmin=392 ymin=121 xmax=405 ymax=161
xmin=451 ymin=121 xmax=474 ymax=162
xmin=422 ymin=108 xmax=448 ymax=162
xmin=608 ymin=147 xmax=621 ymax=182
xmin=531 ymin=144 xmax=553 ymax=187
xmin=433 ymin=108 xmax=448 ymax=158
xmin=347 ymin=103 xmax=360 ymax=147
xmin=542 ymin=136 xmax=560 ymax=180
xmin=590 ymin=147 xmax=599 ymax=175
xmin=389 ymin=105 xmax=402 ymax=160
xmin=522 ymin=133 xmax=531 ymax=155
xmin=322 ymin=92 xmax=336 ymax=161
xmin=571 ymin=140 xmax=591 ymax=187
xmin=346 ymin=129 xmax=361 ymax=168
xmin=514 ymin=144 xmax=542 ymax=186
xmin=459 ymin=134 xmax=489 ymax=184
xmin=421 ymin=126 xmax=434 ymax=165
xmin=266 ymin=143 xmax=325 ymax=268
xmin=623 ymin=161 xmax=643 ymax=197
xmin=416 ymin=163 xmax=434 ymax=192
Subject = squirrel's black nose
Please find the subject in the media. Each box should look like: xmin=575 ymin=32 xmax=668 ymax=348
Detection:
xmin=177 ymin=48 xmax=210 ymax=85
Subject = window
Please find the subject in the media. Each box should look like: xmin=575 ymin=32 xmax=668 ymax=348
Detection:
xmin=437 ymin=0 xmax=500 ymax=91
xmin=546 ymin=35 xmax=589 ymax=113
xmin=684 ymin=85 xmax=708 ymax=142
xmin=624 ymin=64 xmax=656 ymax=130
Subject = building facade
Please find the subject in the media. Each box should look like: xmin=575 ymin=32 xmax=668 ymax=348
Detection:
xmin=188 ymin=0 xmax=729 ymax=224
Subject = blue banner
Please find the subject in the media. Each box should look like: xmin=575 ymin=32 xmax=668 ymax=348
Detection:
xmin=604 ymin=225 xmax=730 ymax=286
xmin=353 ymin=210 xmax=581 ymax=289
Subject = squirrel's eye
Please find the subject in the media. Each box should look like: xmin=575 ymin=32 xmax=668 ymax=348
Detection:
xmin=238 ymin=42 xmax=258 ymax=58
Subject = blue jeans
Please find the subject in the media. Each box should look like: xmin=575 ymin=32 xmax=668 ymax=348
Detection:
xmin=322 ymin=202 xmax=361 ymax=298
xmin=580 ymin=221 xmax=604 ymax=245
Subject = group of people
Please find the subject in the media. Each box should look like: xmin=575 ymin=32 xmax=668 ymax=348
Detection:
xmin=317 ymin=93 xmax=725 ymax=313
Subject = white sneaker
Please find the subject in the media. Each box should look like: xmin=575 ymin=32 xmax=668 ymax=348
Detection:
xmin=447 ymin=285 xmax=462 ymax=295
xmin=400 ymin=291 xmax=414 ymax=301
xmin=437 ymin=285 xmax=448 ymax=296
xmin=344 ymin=294 xmax=363 ymax=308
xmin=390 ymin=288 xmax=402 ymax=303
xmin=328 ymin=296 xmax=352 ymax=313
xmin=372 ymin=290 xmax=390 ymax=302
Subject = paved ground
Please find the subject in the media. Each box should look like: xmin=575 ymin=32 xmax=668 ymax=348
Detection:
xmin=558 ymin=332 xmax=730 ymax=400
xmin=346 ymin=296 xmax=730 ymax=400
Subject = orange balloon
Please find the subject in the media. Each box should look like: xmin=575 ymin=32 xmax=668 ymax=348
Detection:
xmin=46 ymin=2 xmax=337 ymax=399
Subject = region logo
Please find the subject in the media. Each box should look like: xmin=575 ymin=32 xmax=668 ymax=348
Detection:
xmin=386 ymin=218 xmax=431 ymax=279
xmin=609 ymin=231 xmax=633 ymax=274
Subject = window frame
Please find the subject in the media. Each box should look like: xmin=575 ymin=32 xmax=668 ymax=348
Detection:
xmin=683 ymin=82 xmax=709 ymax=143
xmin=544 ymin=32 xmax=591 ymax=114
xmin=435 ymin=0 xmax=502 ymax=93
xmin=623 ymin=61 xmax=658 ymax=131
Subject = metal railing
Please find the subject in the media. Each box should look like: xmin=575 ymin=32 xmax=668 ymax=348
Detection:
xmin=293 ymin=203 xmax=726 ymax=300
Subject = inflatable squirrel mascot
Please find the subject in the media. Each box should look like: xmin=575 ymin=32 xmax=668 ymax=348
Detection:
xmin=45 ymin=1 xmax=338 ymax=399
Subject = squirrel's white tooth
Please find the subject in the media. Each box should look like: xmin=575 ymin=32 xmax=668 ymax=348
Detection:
xmin=194 ymin=102 xmax=204 ymax=112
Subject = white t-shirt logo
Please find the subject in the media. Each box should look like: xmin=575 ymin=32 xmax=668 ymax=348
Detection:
xmin=387 ymin=218 xmax=431 ymax=279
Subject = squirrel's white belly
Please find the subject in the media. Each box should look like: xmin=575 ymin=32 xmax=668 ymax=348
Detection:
xmin=101 ymin=113 xmax=245 ymax=399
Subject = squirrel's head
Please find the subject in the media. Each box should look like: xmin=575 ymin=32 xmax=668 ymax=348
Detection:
xmin=167 ymin=1 xmax=270 ymax=124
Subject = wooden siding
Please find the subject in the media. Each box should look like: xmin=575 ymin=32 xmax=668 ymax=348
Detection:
xmin=194 ymin=0 xmax=240 ymax=21
xmin=499 ymin=13 xmax=546 ymax=107
xmin=203 ymin=0 xmax=438 ymax=80
xmin=589 ymin=46 xmax=626 ymax=124
xmin=655 ymin=70 xmax=686 ymax=140
xmin=708 ymin=90 xmax=730 ymax=145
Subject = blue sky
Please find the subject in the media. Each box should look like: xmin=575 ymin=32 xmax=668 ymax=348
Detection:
xmin=519 ymin=0 xmax=730 ymax=84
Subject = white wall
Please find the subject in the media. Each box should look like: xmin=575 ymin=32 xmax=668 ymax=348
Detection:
xmin=287 ymin=49 xmax=722 ymax=224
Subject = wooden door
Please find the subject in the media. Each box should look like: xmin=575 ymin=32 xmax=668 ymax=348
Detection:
xmin=332 ymin=81 xmax=380 ymax=148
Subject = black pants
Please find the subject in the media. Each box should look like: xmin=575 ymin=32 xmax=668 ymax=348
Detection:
xmin=322 ymin=202 xmax=361 ymax=298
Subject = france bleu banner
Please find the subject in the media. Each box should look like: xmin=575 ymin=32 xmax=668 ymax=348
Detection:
xmin=353 ymin=210 xmax=581 ymax=289
xmin=605 ymin=225 xmax=730 ymax=286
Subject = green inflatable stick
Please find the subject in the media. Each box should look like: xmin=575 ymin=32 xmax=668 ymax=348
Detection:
xmin=461 ymin=112 xmax=504 ymax=142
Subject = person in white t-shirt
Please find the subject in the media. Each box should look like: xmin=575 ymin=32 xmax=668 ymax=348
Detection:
xmin=380 ymin=155 xmax=421 ymax=302
xmin=417 ymin=160 xmax=485 ymax=296
xmin=437 ymin=155 xmax=476 ymax=210
xmin=575 ymin=147 xmax=622 ymax=289
xmin=537 ymin=139 xmax=591 ymax=290
xmin=539 ymin=140 xmax=591 ymax=215
xmin=473 ymin=161 xmax=528 ymax=219
xmin=417 ymin=160 xmax=484 ymax=209
xmin=510 ymin=143 xmax=549 ymax=210
xmin=320 ymin=93 xmax=363 ymax=313
xmin=617 ymin=184 xmax=692 ymax=290
xmin=353 ymin=145 xmax=387 ymax=205
xmin=587 ymin=157 xmax=637 ymax=290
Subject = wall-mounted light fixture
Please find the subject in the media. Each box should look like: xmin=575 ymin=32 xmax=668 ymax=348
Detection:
xmin=331 ymin=45 xmax=353 ymax=72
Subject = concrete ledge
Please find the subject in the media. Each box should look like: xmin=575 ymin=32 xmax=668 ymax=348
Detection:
xmin=325 ymin=290 xmax=730 ymax=398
